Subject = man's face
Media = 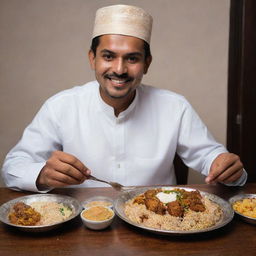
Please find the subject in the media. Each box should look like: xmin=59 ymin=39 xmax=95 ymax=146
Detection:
xmin=88 ymin=34 xmax=151 ymax=105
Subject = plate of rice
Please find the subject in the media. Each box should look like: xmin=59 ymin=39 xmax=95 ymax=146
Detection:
xmin=114 ymin=186 xmax=234 ymax=235
xmin=0 ymin=194 xmax=82 ymax=232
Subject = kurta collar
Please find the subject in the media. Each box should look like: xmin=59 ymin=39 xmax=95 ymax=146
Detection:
xmin=96 ymin=82 xmax=139 ymax=121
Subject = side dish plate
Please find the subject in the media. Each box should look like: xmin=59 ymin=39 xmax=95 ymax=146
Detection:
xmin=114 ymin=186 xmax=234 ymax=235
xmin=229 ymin=193 xmax=256 ymax=225
xmin=0 ymin=194 xmax=82 ymax=232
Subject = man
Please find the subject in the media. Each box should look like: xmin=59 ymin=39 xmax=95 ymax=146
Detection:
xmin=2 ymin=4 xmax=247 ymax=192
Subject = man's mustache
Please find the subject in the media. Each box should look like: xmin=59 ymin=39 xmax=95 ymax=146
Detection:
xmin=105 ymin=73 xmax=132 ymax=80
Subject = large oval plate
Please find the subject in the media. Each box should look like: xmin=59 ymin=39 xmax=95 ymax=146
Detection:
xmin=114 ymin=186 xmax=234 ymax=235
xmin=0 ymin=194 xmax=82 ymax=232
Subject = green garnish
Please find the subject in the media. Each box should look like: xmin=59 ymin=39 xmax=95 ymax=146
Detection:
xmin=59 ymin=208 xmax=65 ymax=216
xmin=163 ymin=190 xmax=179 ymax=194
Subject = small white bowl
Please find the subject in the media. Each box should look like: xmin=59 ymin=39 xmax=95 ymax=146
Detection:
xmin=80 ymin=206 xmax=115 ymax=230
xmin=82 ymin=196 xmax=113 ymax=210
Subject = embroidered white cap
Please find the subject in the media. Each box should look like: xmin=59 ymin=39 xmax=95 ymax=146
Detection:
xmin=92 ymin=4 xmax=153 ymax=44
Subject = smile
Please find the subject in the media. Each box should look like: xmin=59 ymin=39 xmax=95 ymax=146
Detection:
xmin=105 ymin=72 xmax=132 ymax=81
xmin=110 ymin=79 xmax=128 ymax=85
xmin=105 ymin=75 xmax=133 ymax=87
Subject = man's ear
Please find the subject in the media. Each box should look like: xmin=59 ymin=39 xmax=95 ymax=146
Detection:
xmin=143 ymin=55 xmax=152 ymax=74
xmin=88 ymin=49 xmax=96 ymax=70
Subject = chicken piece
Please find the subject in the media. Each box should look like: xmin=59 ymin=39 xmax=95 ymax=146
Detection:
xmin=182 ymin=194 xmax=205 ymax=212
xmin=9 ymin=202 xmax=41 ymax=226
xmin=189 ymin=203 xmax=205 ymax=212
xmin=13 ymin=202 xmax=30 ymax=213
xmin=190 ymin=190 xmax=202 ymax=199
xmin=183 ymin=190 xmax=202 ymax=200
xmin=133 ymin=195 xmax=145 ymax=205
xmin=145 ymin=198 xmax=159 ymax=211
xmin=144 ymin=189 xmax=158 ymax=199
xmin=167 ymin=201 xmax=184 ymax=217
xmin=189 ymin=199 xmax=206 ymax=212
xmin=145 ymin=198 xmax=166 ymax=215
xmin=156 ymin=202 xmax=166 ymax=215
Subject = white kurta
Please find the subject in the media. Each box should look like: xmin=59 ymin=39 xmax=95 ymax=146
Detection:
xmin=2 ymin=81 xmax=247 ymax=192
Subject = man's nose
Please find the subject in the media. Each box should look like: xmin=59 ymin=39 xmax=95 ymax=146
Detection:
xmin=113 ymin=58 xmax=128 ymax=75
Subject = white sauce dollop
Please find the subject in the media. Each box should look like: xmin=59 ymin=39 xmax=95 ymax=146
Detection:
xmin=156 ymin=192 xmax=177 ymax=204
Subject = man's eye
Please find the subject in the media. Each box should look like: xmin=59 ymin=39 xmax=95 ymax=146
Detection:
xmin=127 ymin=56 xmax=139 ymax=63
xmin=103 ymin=54 xmax=113 ymax=61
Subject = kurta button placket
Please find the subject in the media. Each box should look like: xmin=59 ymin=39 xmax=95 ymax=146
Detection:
xmin=112 ymin=116 xmax=125 ymax=181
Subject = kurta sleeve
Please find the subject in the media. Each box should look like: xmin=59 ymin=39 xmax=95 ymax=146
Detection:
xmin=2 ymin=101 xmax=62 ymax=192
xmin=176 ymin=100 xmax=247 ymax=186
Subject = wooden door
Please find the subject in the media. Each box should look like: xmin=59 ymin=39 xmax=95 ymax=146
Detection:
xmin=227 ymin=0 xmax=256 ymax=182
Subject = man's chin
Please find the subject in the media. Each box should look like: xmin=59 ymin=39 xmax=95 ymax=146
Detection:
xmin=108 ymin=92 xmax=129 ymax=99
xmin=106 ymin=87 xmax=132 ymax=99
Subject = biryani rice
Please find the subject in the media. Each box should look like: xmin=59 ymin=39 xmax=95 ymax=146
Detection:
xmin=124 ymin=193 xmax=223 ymax=231
xmin=30 ymin=201 xmax=72 ymax=225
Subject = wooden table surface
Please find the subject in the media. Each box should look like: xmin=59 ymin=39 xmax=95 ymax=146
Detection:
xmin=0 ymin=183 xmax=255 ymax=256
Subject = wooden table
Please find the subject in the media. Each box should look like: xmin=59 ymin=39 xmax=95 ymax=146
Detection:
xmin=0 ymin=183 xmax=255 ymax=256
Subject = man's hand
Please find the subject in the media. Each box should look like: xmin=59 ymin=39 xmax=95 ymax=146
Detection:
xmin=36 ymin=151 xmax=91 ymax=190
xmin=205 ymin=153 xmax=244 ymax=185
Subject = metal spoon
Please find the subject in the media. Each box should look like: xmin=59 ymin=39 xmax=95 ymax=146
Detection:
xmin=88 ymin=175 xmax=124 ymax=191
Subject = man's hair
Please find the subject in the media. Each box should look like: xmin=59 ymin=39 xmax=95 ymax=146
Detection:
xmin=90 ymin=36 xmax=152 ymax=60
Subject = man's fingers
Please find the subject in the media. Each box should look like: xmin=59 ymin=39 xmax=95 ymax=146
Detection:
xmin=205 ymin=162 xmax=229 ymax=184
xmin=37 ymin=151 xmax=92 ymax=189
xmin=221 ymin=168 xmax=244 ymax=184
xmin=207 ymin=166 xmax=243 ymax=184
xmin=46 ymin=157 xmax=85 ymax=182
xmin=51 ymin=171 xmax=86 ymax=185
xmin=206 ymin=153 xmax=243 ymax=184
xmin=42 ymin=167 xmax=87 ymax=187
xmin=50 ymin=151 xmax=91 ymax=177
xmin=52 ymin=151 xmax=89 ymax=173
